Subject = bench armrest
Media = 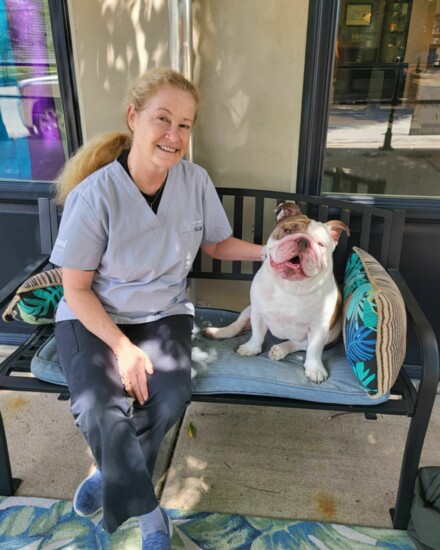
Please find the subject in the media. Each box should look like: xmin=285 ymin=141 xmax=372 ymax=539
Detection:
xmin=0 ymin=255 xmax=51 ymax=310
xmin=388 ymin=268 xmax=439 ymax=402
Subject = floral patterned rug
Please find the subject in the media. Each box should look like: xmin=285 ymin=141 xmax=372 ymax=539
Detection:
xmin=0 ymin=496 xmax=416 ymax=549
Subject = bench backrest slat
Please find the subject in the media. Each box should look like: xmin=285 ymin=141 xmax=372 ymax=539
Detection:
xmin=359 ymin=212 xmax=372 ymax=252
xmin=318 ymin=204 xmax=329 ymax=223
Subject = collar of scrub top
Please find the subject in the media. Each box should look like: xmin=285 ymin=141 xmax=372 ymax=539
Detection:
xmin=117 ymin=150 xmax=167 ymax=215
xmin=111 ymin=161 xmax=173 ymax=232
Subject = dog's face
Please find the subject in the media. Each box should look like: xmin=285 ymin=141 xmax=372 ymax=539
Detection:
xmin=266 ymin=202 xmax=349 ymax=282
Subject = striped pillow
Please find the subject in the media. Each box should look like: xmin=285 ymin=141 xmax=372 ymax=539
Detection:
xmin=343 ymin=247 xmax=406 ymax=398
xmin=2 ymin=269 xmax=63 ymax=325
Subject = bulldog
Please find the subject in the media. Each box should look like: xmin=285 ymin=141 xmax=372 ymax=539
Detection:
xmin=203 ymin=202 xmax=350 ymax=383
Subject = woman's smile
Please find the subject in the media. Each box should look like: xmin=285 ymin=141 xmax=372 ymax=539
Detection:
xmin=127 ymin=86 xmax=196 ymax=180
xmin=157 ymin=144 xmax=179 ymax=153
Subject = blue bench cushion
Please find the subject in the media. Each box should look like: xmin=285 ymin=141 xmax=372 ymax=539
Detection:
xmin=31 ymin=308 xmax=389 ymax=406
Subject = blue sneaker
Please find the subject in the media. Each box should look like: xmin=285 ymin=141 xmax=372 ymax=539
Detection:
xmin=73 ymin=470 xmax=103 ymax=517
xmin=141 ymin=530 xmax=171 ymax=549
xmin=141 ymin=510 xmax=173 ymax=550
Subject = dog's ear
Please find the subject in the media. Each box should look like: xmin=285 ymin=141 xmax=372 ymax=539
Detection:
xmin=326 ymin=220 xmax=350 ymax=243
xmin=275 ymin=202 xmax=302 ymax=221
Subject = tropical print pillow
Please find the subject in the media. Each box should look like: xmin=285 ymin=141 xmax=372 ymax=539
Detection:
xmin=343 ymin=247 xmax=406 ymax=398
xmin=2 ymin=268 xmax=63 ymax=325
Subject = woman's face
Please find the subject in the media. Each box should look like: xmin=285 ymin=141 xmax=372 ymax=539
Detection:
xmin=127 ymin=86 xmax=197 ymax=172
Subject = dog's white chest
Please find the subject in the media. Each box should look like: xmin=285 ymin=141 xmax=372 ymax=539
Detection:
xmin=250 ymin=263 xmax=337 ymax=341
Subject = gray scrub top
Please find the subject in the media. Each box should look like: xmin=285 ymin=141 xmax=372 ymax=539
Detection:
xmin=50 ymin=159 xmax=232 ymax=324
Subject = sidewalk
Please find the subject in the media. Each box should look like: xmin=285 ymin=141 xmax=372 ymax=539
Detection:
xmin=1 ymin=344 xmax=439 ymax=530
xmin=326 ymin=107 xmax=440 ymax=197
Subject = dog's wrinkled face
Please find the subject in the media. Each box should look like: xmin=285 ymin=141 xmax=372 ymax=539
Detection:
xmin=267 ymin=202 xmax=349 ymax=282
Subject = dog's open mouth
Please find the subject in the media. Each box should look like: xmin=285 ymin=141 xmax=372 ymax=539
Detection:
xmin=283 ymin=255 xmax=304 ymax=274
xmin=268 ymin=234 xmax=320 ymax=280
xmin=270 ymin=254 xmax=305 ymax=278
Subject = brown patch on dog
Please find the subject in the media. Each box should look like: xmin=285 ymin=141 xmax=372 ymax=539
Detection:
xmin=274 ymin=201 xmax=302 ymax=220
xmin=237 ymin=319 xmax=252 ymax=334
xmin=272 ymin=215 xmax=312 ymax=241
xmin=329 ymin=288 xmax=342 ymax=330
xmin=326 ymin=219 xmax=350 ymax=243
xmin=315 ymin=492 xmax=337 ymax=519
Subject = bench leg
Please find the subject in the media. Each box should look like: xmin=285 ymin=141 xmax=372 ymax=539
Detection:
xmin=0 ymin=412 xmax=20 ymax=495
xmin=392 ymin=397 xmax=435 ymax=530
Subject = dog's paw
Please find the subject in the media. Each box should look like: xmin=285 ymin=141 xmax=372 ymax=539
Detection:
xmin=268 ymin=341 xmax=296 ymax=361
xmin=202 ymin=327 xmax=223 ymax=340
xmin=268 ymin=345 xmax=286 ymax=361
xmin=304 ymin=362 xmax=329 ymax=383
xmin=236 ymin=343 xmax=261 ymax=357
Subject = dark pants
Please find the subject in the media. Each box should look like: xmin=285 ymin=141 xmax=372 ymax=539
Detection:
xmin=55 ymin=315 xmax=193 ymax=533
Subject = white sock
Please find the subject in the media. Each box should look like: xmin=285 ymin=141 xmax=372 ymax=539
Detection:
xmin=138 ymin=505 xmax=168 ymax=537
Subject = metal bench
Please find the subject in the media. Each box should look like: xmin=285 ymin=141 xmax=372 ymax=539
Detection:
xmin=0 ymin=190 xmax=438 ymax=530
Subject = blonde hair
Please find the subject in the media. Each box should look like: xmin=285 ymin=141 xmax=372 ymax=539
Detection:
xmin=55 ymin=68 xmax=200 ymax=205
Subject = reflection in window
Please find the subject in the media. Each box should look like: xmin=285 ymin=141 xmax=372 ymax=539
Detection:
xmin=324 ymin=0 xmax=440 ymax=199
xmin=0 ymin=0 xmax=67 ymax=182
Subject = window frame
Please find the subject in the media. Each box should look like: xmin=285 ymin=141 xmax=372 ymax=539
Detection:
xmin=0 ymin=0 xmax=82 ymax=202
xmin=297 ymin=0 xmax=440 ymax=219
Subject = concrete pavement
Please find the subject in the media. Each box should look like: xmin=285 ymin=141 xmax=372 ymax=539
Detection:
xmin=1 ymin=344 xmax=439 ymax=529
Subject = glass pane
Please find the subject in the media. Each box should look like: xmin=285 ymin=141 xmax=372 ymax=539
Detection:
xmin=0 ymin=0 xmax=68 ymax=182
xmin=324 ymin=0 xmax=440 ymax=199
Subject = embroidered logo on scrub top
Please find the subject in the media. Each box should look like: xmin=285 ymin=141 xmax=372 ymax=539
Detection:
xmin=181 ymin=220 xmax=203 ymax=233
xmin=55 ymin=238 xmax=67 ymax=248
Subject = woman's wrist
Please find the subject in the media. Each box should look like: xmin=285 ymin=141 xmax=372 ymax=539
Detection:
xmin=261 ymin=245 xmax=267 ymax=262
xmin=112 ymin=335 xmax=134 ymax=358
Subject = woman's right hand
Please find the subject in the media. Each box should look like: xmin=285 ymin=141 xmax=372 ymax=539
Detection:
xmin=116 ymin=342 xmax=154 ymax=405
xmin=62 ymin=268 xmax=154 ymax=405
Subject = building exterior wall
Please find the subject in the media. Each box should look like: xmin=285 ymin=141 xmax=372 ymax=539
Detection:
xmin=67 ymin=0 xmax=309 ymax=193
xmin=67 ymin=0 xmax=171 ymax=140
xmin=192 ymin=0 xmax=308 ymax=192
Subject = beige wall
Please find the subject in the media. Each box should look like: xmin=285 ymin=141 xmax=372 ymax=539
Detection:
xmin=192 ymin=0 xmax=308 ymax=192
xmin=67 ymin=0 xmax=171 ymax=140
xmin=68 ymin=0 xmax=309 ymax=191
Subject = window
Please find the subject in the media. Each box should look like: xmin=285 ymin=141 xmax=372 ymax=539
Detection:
xmin=0 ymin=0 xmax=68 ymax=182
xmin=324 ymin=0 xmax=440 ymax=198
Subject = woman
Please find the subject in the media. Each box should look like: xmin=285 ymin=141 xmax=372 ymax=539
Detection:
xmin=50 ymin=68 xmax=263 ymax=549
